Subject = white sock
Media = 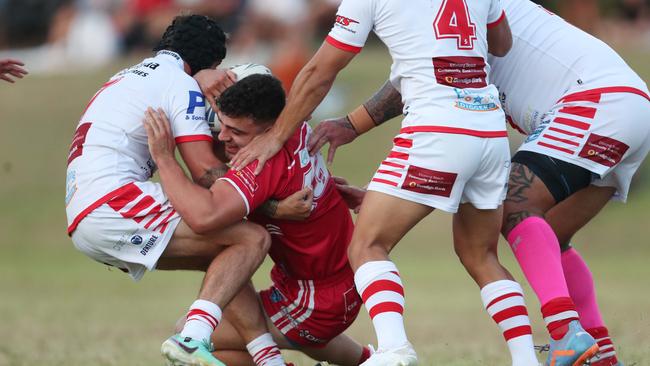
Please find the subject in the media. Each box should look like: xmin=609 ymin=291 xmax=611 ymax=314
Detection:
xmin=180 ymin=299 xmax=222 ymax=343
xmin=246 ymin=333 xmax=285 ymax=366
xmin=481 ymin=280 xmax=538 ymax=366
xmin=355 ymin=260 xmax=408 ymax=351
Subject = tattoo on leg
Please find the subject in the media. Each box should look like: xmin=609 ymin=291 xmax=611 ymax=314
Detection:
xmin=505 ymin=163 xmax=536 ymax=204
xmin=504 ymin=210 xmax=533 ymax=235
xmin=197 ymin=167 xmax=228 ymax=188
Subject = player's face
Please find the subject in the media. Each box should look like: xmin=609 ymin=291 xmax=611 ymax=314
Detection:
xmin=217 ymin=111 xmax=271 ymax=160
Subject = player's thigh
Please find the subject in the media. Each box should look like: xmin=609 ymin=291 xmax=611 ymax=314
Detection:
xmin=545 ymin=184 xmax=616 ymax=247
xmin=453 ymin=203 xmax=503 ymax=250
xmin=158 ymin=219 xmax=269 ymax=270
xmin=351 ymin=190 xmax=433 ymax=253
xmin=502 ymin=160 xmax=558 ymax=236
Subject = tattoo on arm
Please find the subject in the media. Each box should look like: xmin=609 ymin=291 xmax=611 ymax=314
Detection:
xmin=259 ymin=199 xmax=279 ymax=218
xmin=363 ymin=80 xmax=404 ymax=126
xmin=197 ymin=167 xmax=228 ymax=188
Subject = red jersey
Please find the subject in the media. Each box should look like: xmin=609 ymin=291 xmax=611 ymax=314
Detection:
xmin=220 ymin=122 xmax=354 ymax=280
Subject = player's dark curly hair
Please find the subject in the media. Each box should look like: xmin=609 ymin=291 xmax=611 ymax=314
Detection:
xmin=217 ymin=74 xmax=286 ymax=124
xmin=153 ymin=14 xmax=226 ymax=75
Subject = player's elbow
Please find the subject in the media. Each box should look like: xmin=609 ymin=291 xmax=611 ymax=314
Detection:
xmin=184 ymin=211 xmax=220 ymax=235
xmin=489 ymin=37 xmax=512 ymax=57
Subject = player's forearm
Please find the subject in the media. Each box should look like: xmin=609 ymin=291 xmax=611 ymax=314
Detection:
xmin=273 ymin=61 xmax=337 ymax=141
xmin=155 ymin=156 xmax=224 ymax=234
xmin=363 ymin=80 xmax=404 ymax=126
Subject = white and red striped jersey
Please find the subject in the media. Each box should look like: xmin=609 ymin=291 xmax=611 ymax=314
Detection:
xmin=327 ymin=0 xmax=507 ymax=134
xmin=65 ymin=51 xmax=212 ymax=234
xmin=489 ymin=0 xmax=649 ymax=135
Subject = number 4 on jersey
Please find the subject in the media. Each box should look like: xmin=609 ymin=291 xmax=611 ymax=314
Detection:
xmin=434 ymin=0 xmax=477 ymax=50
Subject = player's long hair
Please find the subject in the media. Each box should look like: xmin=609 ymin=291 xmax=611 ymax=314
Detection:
xmin=217 ymin=75 xmax=286 ymax=125
xmin=153 ymin=14 xmax=227 ymax=75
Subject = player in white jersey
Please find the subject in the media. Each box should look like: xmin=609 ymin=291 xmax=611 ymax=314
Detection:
xmin=224 ymin=1 xmax=542 ymax=365
xmin=307 ymin=1 xmax=648 ymax=365
xmin=65 ymin=15 xmax=307 ymax=366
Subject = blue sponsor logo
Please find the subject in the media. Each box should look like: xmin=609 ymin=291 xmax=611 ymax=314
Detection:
xmin=270 ymin=288 xmax=283 ymax=303
xmin=130 ymin=235 xmax=143 ymax=245
xmin=186 ymin=91 xmax=205 ymax=114
xmin=453 ymin=88 xmax=499 ymax=112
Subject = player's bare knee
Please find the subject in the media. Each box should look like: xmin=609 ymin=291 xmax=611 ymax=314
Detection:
xmin=241 ymin=226 xmax=271 ymax=263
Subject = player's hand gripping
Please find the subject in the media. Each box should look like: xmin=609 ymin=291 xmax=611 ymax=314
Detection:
xmin=143 ymin=107 xmax=176 ymax=165
xmin=0 ymin=58 xmax=28 ymax=83
xmin=307 ymin=117 xmax=358 ymax=164
xmin=332 ymin=176 xmax=366 ymax=214
xmin=230 ymin=131 xmax=284 ymax=174
xmin=275 ymin=187 xmax=314 ymax=220
xmin=193 ymin=68 xmax=237 ymax=110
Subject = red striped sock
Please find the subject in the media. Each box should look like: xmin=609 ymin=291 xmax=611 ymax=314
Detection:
xmin=180 ymin=299 xmax=222 ymax=342
xmin=247 ymin=333 xmax=285 ymax=366
xmin=541 ymin=297 xmax=579 ymax=340
xmin=587 ymin=327 xmax=618 ymax=365
xmin=481 ymin=280 xmax=538 ymax=365
xmin=355 ymin=261 xmax=408 ymax=350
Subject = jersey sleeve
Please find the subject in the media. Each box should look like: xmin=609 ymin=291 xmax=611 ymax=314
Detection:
xmin=218 ymin=155 xmax=287 ymax=215
xmin=325 ymin=0 xmax=375 ymax=53
xmin=487 ymin=0 xmax=506 ymax=28
xmin=166 ymin=76 xmax=213 ymax=144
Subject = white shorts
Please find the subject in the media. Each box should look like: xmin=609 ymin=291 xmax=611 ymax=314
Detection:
xmin=71 ymin=181 xmax=180 ymax=281
xmin=367 ymin=127 xmax=511 ymax=213
xmin=519 ymin=88 xmax=650 ymax=202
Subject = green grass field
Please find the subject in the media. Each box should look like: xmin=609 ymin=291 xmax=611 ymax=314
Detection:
xmin=1 ymin=46 xmax=650 ymax=366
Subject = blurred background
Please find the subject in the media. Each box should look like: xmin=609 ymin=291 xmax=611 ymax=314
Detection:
xmin=1 ymin=0 xmax=649 ymax=365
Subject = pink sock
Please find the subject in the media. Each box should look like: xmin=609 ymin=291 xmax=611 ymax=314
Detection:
xmin=507 ymin=217 xmax=571 ymax=306
xmin=561 ymin=247 xmax=604 ymax=329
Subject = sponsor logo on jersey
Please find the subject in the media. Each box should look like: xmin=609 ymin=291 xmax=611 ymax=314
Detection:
xmin=112 ymin=233 xmax=131 ymax=251
xmin=130 ymin=235 xmax=143 ymax=245
xmin=433 ymin=56 xmax=487 ymax=89
xmin=401 ymin=165 xmax=457 ymax=197
xmin=453 ymin=88 xmax=499 ymax=112
xmin=578 ymin=134 xmax=629 ymax=167
xmin=299 ymin=149 xmax=310 ymax=168
xmin=65 ymin=170 xmax=77 ymax=206
xmin=334 ymin=15 xmax=359 ymax=34
xmin=234 ymin=167 xmax=259 ymax=196
xmin=335 ymin=15 xmax=359 ymax=27
xmin=525 ymin=116 xmax=550 ymax=143
xmin=270 ymin=288 xmax=284 ymax=303
xmin=186 ymin=91 xmax=205 ymax=115
xmin=140 ymin=235 xmax=159 ymax=255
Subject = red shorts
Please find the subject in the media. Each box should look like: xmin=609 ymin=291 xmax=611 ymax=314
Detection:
xmin=260 ymin=265 xmax=361 ymax=348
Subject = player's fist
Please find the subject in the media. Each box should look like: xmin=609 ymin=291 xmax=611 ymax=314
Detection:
xmin=274 ymin=187 xmax=314 ymax=221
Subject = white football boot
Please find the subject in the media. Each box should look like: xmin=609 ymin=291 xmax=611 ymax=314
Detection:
xmin=360 ymin=343 xmax=418 ymax=366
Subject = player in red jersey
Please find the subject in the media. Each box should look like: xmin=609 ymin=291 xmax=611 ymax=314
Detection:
xmin=145 ymin=74 xmax=371 ymax=366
